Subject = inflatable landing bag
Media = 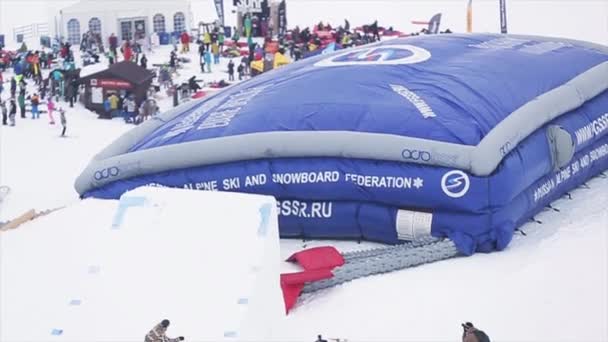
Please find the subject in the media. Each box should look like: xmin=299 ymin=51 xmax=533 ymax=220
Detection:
xmin=76 ymin=34 xmax=608 ymax=255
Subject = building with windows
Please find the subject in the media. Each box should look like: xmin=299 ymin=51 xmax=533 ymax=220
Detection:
xmin=55 ymin=0 xmax=193 ymax=45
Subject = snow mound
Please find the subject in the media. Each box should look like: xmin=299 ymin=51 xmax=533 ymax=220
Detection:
xmin=0 ymin=186 xmax=283 ymax=341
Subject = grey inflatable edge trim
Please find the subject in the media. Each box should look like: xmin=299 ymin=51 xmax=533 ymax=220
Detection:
xmin=74 ymin=60 xmax=608 ymax=195
xmin=471 ymin=61 xmax=608 ymax=175
xmin=74 ymin=131 xmax=474 ymax=194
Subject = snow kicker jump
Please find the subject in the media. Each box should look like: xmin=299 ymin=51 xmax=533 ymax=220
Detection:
xmin=75 ymin=34 xmax=608 ymax=256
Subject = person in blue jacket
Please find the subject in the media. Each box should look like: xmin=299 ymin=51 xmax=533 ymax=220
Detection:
xmin=204 ymin=50 xmax=212 ymax=73
xmin=102 ymin=96 xmax=112 ymax=119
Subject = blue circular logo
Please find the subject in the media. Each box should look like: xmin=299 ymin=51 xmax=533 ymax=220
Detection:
xmin=441 ymin=170 xmax=470 ymax=198
xmin=314 ymin=44 xmax=432 ymax=67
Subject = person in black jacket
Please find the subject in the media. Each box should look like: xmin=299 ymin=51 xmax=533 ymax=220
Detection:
xmin=237 ymin=63 xmax=244 ymax=80
xmin=1 ymin=100 xmax=7 ymax=125
xmin=8 ymin=98 xmax=17 ymax=126
xmin=10 ymin=77 xmax=16 ymax=97
xmin=315 ymin=335 xmax=328 ymax=342
xmin=371 ymin=20 xmax=380 ymax=41
xmin=140 ymin=54 xmax=148 ymax=69
xmin=227 ymin=59 xmax=235 ymax=81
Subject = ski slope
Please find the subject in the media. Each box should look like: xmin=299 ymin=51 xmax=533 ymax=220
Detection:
xmin=1 ymin=37 xmax=607 ymax=342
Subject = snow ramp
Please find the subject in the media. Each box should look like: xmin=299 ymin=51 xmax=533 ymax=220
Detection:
xmin=0 ymin=187 xmax=283 ymax=341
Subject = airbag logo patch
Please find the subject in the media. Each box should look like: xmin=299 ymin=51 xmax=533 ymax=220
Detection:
xmin=441 ymin=170 xmax=470 ymax=198
xmin=314 ymin=45 xmax=431 ymax=67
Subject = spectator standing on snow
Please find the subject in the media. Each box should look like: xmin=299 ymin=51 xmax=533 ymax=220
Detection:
xmin=199 ymin=53 xmax=206 ymax=73
xmin=10 ymin=77 xmax=16 ymax=97
xmin=70 ymin=78 xmax=79 ymax=107
xmin=17 ymin=92 xmax=26 ymax=118
xmin=240 ymin=55 xmax=249 ymax=75
xmin=103 ymin=96 xmax=111 ymax=119
xmin=122 ymin=41 xmax=133 ymax=62
xmin=0 ymin=72 xmax=4 ymax=97
xmin=47 ymin=97 xmax=56 ymax=124
xmin=203 ymin=31 xmax=211 ymax=50
xmin=59 ymin=108 xmax=67 ymax=137
xmin=244 ymin=14 xmax=252 ymax=38
xmin=180 ymin=31 xmax=190 ymax=53
xmin=232 ymin=27 xmax=240 ymax=44
xmin=169 ymin=50 xmax=177 ymax=70
xmin=8 ymin=98 xmax=16 ymax=126
xmin=1 ymin=100 xmax=7 ymax=125
xmin=31 ymin=93 xmax=40 ymax=119
xmin=237 ymin=63 xmax=244 ymax=80
xmin=204 ymin=50 xmax=212 ymax=73
xmin=228 ymin=59 xmax=235 ymax=81
xmin=145 ymin=319 xmax=184 ymax=342
xmin=211 ymin=42 xmax=220 ymax=64
xmin=462 ymin=322 xmax=491 ymax=342
xmin=218 ymin=31 xmax=225 ymax=52
xmin=40 ymin=78 xmax=48 ymax=100
xmin=107 ymin=49 xmax=115 ymax=65
xmin=109 ymin=33 xmax=118 ymax=57
xmin=108 ymin=93 xmax=120 ymax=117
xmin=123 ymin=95 xmax=137 ymax=123
xmin=140 ymin=53 xmax=148 ymax=69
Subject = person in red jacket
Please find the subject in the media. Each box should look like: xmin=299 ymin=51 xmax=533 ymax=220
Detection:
xmin=122 ymin=41 xmax=133 ymax=62
xmin=180 ymin=31 xmax=190 ymax=53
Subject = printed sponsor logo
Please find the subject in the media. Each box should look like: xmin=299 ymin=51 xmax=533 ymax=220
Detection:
xmin=314 ymin=45 xmax=431 ymax=67
xmin=574 ymin=113 xmax=608 ymax=146
xmin=98 ymin=79 xmax=132 ymax=89
xmin=276 ymin=200 xmax=333 ymax=218
xmin=441 ymin=170 xmax=470 ymax=198
xmin=432 ymin=151 xmax=458 ymax=165
xmin=401 ymin=148 xmax=431 ymax=161
xmin=391 ymin=84 xmax=436 ymax=118
xmin=500 ymin=141 xmax=512 ymax=156
xmin=94 ymin=167 xmax=119 ymax=181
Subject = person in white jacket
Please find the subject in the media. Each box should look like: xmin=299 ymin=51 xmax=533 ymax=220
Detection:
xmin=123 ymin=95 xmax=137 ymax=123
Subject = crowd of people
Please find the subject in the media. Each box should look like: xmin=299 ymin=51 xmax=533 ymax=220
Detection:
xmin=0 ymin=42 xmax=71 ymax=136
xmin=101 ymin=94 xmax=159 ymax=125
xmin=1 ymin=11 xmax=454 ymax=132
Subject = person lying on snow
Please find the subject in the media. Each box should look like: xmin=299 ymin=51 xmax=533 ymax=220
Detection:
xmin=462 ymin=322 xmax=491 ymax=342
xmin=145 ymin=319 xmax=184 ymax=342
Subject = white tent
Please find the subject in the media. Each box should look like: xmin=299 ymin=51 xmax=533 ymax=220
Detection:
xmin=56 ymin=0 xmax=193 ymax=45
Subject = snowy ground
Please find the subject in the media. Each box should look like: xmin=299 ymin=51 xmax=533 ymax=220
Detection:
xmin=1 ymin=43 xmax=608 ymax=342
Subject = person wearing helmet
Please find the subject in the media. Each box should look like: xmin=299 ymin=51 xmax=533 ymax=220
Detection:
xmin=462 ymin=322 xmax=491 ymax=342
xmin=145 ymin=319 xmax=184 ymax=342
